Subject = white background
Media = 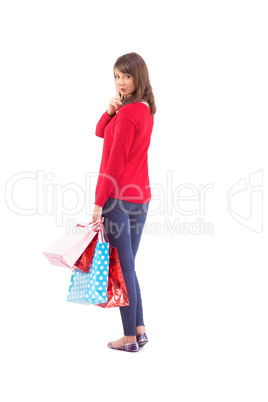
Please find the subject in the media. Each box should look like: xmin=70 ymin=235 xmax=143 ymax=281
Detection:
xmin=1 ymin=1 xmax=267 ymax=401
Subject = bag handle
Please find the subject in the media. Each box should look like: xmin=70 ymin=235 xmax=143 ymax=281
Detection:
xmin=76 ymin=219 xmax=101 ymax=229
xmin=76 ymin=219 xmax=110 ymax=246
xmin=99 ymin=221 xmax=109 ymax=246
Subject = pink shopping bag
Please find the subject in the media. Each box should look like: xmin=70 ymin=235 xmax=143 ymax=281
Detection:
xmin=42 ymin=219 xmax=102 ymax=271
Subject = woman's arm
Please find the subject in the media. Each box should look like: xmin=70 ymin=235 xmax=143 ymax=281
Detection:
xmin=95 ymin=110 xmax=115 ymax=138
xmin=94 ymin=116 xmax=136 ymax=207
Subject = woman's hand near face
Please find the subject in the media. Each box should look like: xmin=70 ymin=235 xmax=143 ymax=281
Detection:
xmin=107 ymin=87 xmax=122 ymax=116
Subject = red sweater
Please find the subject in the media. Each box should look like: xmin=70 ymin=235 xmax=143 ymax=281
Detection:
xmin=94 ymin=102 xmax=154 ymax=208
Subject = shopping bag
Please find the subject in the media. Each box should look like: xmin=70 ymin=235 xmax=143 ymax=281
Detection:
xmin=67 ymin=224 xmax=110 ymax=305
xmin=72 ymin=230 xmax=98 ymax=273
xmin=42 ymin=219 xmax=101 ymax=272
xmin=95 ymin=246 xmax=129 ymax=308
xmin=95 ymin=223 xmax=129 ymax=308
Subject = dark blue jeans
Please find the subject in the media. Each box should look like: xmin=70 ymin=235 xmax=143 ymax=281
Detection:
xmin=95 ymin=195 xmax=150 ymax=336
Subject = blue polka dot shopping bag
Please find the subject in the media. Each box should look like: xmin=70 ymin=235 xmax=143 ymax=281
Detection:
xmin=67 ymin=223 xmax=110 ymax=305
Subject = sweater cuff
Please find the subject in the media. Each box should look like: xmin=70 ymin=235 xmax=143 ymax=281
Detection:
xmin=94 ymin=197 xmax=106 ymax=208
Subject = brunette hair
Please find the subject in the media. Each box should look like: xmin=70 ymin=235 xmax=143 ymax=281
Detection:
xmin=113 ymin=52 xmax=156 ymax=115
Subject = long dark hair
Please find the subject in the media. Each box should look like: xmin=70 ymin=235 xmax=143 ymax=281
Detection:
xmin=113 ymin=52 xmax=156 ymax=115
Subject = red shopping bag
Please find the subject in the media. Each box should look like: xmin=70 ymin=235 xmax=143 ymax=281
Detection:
xmin=73 ymin=223 xmax=99 ymax=273
xmin=95 ymin=222 xmax=129 ymax=308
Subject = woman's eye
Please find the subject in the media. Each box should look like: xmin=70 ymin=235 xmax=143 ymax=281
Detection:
xmin=114 ymin=74 xmax=131 ymax=79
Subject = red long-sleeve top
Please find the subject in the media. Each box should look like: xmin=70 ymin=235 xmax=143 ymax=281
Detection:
xmin=94 ymin=102 xmax=154 ymax=208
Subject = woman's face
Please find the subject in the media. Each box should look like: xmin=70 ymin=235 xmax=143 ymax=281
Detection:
xmin=114 ymin=68 xmax=136 ymax=98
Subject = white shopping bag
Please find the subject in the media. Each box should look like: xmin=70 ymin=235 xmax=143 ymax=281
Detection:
xmin=42 ymin=219 xmax=102 ymax=270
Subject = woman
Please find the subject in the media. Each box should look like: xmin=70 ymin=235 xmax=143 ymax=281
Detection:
xmin=92 ymin=52 xmax=156 ymax=352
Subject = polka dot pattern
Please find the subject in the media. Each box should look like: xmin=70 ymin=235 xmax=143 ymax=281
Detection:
xmin=67 ymin=240 xmax=110 ymax=305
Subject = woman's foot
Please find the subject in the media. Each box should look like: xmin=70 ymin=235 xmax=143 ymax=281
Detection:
xmin=110 ymin=335 xmax=137 ymax=348
xmin=136 ymin=325 xmax=146 ymax=335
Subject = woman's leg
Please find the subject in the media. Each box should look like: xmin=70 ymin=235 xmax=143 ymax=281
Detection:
xmin=101 ymin=198 xmax=149 ymax=344
xmin=102 ymin=198 xmax=137 ymax=337
xmin=129 ymin=202 xmax=149 ymax=333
